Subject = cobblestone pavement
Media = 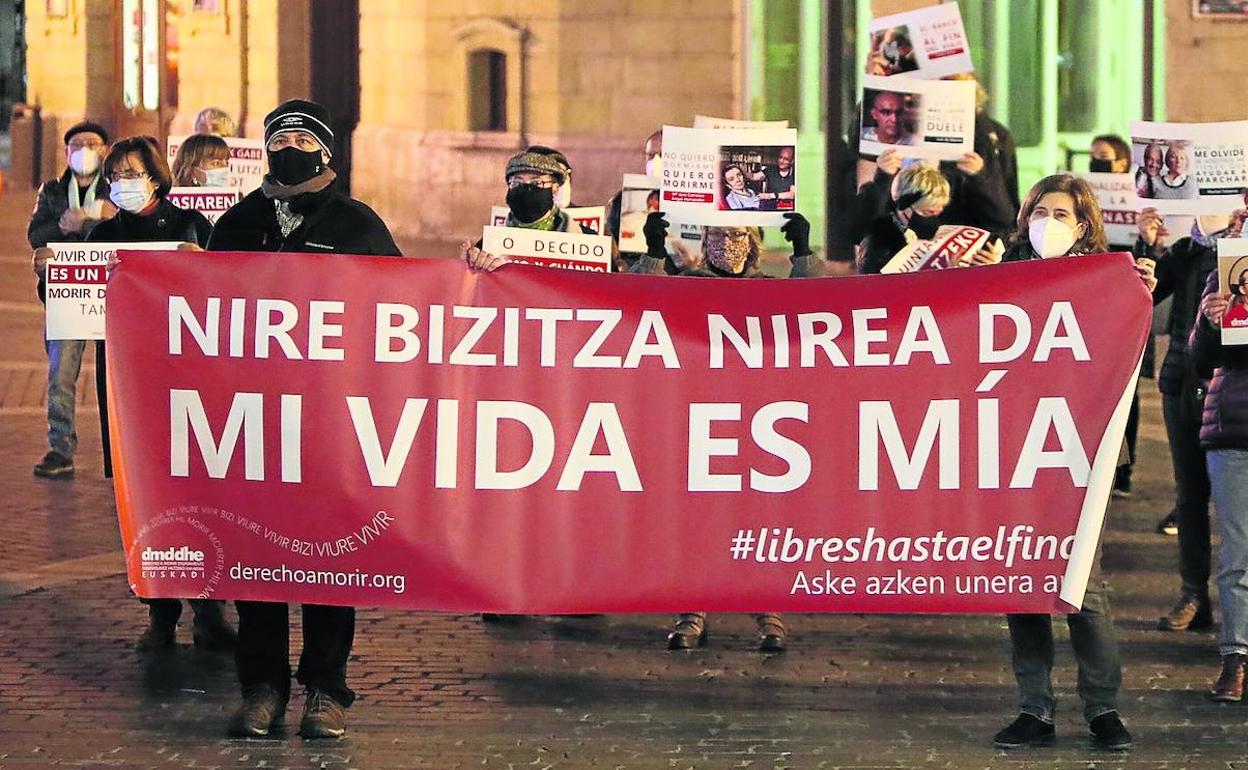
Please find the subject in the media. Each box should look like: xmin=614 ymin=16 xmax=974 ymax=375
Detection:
xmin=2 ymin=190 xmax=1247 ymax=769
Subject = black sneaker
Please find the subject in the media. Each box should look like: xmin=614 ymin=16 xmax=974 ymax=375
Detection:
xmin=33 ymin=451 xmax=74 ymax=479
xmin=299 ymin=688 xmax=347 ymax=739
xmin=1156 ymin=511 xmax=1178 ymax=536
xmin=1089 ymin=712 xmax=1133 ymax=751
xmin=228 ymin=684 xmax=288 ymax=737
xmin=1111 ymin=473 xmax=1132 ymax=499
xmin=993 ymin=713 xmax=1055 ymax=748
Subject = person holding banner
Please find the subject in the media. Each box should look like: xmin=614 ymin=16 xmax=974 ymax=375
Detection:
xmin=81 ymin=135 xmax=231 ymax=651
xmin=206 ymin=99 xmax=401 ymax=740
xmin=1190 ymin=268 xmax=1248 ymax=703
xmin=993 ymin=173 xmax=1149 ymax=751
xmin=171 ymin=133 xmax=232 ymax=188
xmin=1136 ymin=208 xmax=1248 ymax=632
xmin=28 ymin=120 xmax=116 ymax=479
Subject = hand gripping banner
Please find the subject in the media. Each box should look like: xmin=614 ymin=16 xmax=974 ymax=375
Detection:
xmin=106 ymin=251 xmax=1150 ymax=614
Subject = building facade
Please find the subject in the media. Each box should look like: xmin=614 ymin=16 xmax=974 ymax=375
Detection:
xmin=14 ymin=0 xmax=1248 ymax=253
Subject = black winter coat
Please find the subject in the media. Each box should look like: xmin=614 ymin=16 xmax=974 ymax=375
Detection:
xmin=90 ymin=197 xmax=213 ymax=478
xmin=1191 ymin=270 xmax=1248 ymax=450
xmin=1139 ymin=236 xmax=1217 ymax=396
xmin=30 ymin=169 xmax=112 ymax=301
xmin=208 ymin=184 xmax=402 ymax=256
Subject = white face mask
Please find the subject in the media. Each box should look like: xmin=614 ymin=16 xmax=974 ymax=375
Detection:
xmin=201 ymin=167 xmax=231 ymax=187
xmin=554 ymin=180 xmax=571 ymax=210
xmin=645 ymin=155 xmax=663 ymax=178
xmin=109 ymin=178 xmax=153 ymax=213
xmin=69 ymin=148 xmax=99 ymax=176
xmin=1028 ymin=216 xmax=1079 ymax=258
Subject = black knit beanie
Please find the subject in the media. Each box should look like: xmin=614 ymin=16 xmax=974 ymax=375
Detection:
xmin=263 ymin=99 xmax=334 ymax=157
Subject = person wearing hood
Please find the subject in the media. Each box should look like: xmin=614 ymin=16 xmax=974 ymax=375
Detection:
xmin=28 ymin=120 xmax=116 ymax=479
xmin=208 ymin=99 xmax=401 ymax=742
xmin=1137 ymin=207 xmax=1248 ymax=634
xmin=994 ymin=173 xmax=1153 ymax=752
xmin=460 ymin=145 xmax=594 ymax=271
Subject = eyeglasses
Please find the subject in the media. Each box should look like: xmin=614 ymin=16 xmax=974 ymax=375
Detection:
xmin=507 ymin=177 xmax=557 ymax=189
xmin=873 ymin=108 xmax=905 ymax=117
xmin=109 ymin=170 xmax=150 ymax=181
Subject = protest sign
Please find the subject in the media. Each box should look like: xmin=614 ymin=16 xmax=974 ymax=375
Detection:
xmin=880 ymin=225 xmax=991 ymax=273
xmin=167 ymin=187 xmax=242 ymax=225
xmin=166 ymin=136 xmax=266 ymax=193
xmin=481 ymin=225 xmax=612 ymax=272
xmin=107 ymin=251 xmax=1149 ymax=614
xmin=1078 ymin=173 xmax=1139 ymax=246
xmin=45 ymin=242 xmax=181 ymax=340
xmin=866 ymin=3 xmax=974 ymax=79
xmin=859 ymin=76 xmax=975 ymax=160
xmin=1219 ymin=239 xmax=1248 ymax=344
xmin=692 ymin=116 xmax=790 ymax=130
xmin=489 ymin=206 xmax=605 ymax=234
xmin=1131 ymin=121 xmax=1248 ymax=215
xmin=617 ymin=174 xmax=662 ymax=253
xmin=661 ymin=126 xmax=798 ymax=226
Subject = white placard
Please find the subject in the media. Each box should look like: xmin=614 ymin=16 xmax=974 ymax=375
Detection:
xmin=660 ymin=126 xmax=798 ymax=226
xmin=1131 ymin=121 xmax=1248 ymax=215
xmin=866 ymin=3 xmax=975 ymax=80
xmin=1078 ymin=173 xmax=1139 ymax=247
xmin=859 ymin=75 xmax=975 ymax=160
xmin=481 ymin=226 xmax=612 ymax=272
xmin=881 ymin=225 xmax=990 ymax=273
xmin=1219 ymin=238 xmax=1248 ymax=345
xmin=692 ymin=116 xmax=790 ymax=130
xmin=617 ymin=174 xmax=661 ymax=253
xmin=489 ymin=206 xmax=605 ymax=234
xmin=45 ymin=242 xmax=182 ymax=340
xmin=167 ymin=186 xmax=241 ymax=225
xmin=166 ymin=135 xmax=266 ymax=193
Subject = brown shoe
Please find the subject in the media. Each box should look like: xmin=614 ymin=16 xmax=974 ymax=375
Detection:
xmin=299 ymin=688 xmax=347 ymax=739
xmin=1211 ymin=654 xmax=1246 ymax=703
xmin=1158 ymin=593 xmax=1213 ymax=631
xmin=228 ymin=684 xmax=288 ymax=737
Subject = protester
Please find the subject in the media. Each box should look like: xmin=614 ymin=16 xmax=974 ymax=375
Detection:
xmin=994 ymin=173 xmax=1152 ymax=751
xmin=947 ymin=72 xmax=1021 ymax=215
xmin=27 ymin=120 xmax=115 ymax=479
xmin=193 ymin=106 xmax=237 ymax=137
xmin=458 ymin=145 xmax=593 ymax=274
xmin=74 ymin=136 xmax=227 ymax=650
xmin=1141 ymin=208 xmax=1248 ymax=631
xmin=171 ymin=133 xmax=231 ymax=187
xmin=1136 ymin=142 xmax=1164 ymax=199
xmin=605 ymin=129 xmax=664 ymax=270
xmin=1090 ymin=134 xmax=1143 ymax=500
xmin=208 ymin=99 xmax=401 ymax=739
xmin=1190 ymin=264 xmax=1248 ymax=703
xmin=856 ymin=159 xmax=1003 ymax=274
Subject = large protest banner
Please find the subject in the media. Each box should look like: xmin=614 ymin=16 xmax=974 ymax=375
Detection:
xmin=106 ymin=252 xmax=1150 ymax=614
xmin=1131 ymin=121 xmax=1248 ymax=215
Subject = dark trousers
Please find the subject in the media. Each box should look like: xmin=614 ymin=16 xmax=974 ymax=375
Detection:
xmin=142 ymin=597 xmax=221 ymax=624
xmin=235 ymin=601 xmax=356 ymax=706
xmin=1006 ymin=541 xmax=1121 ymax=723
xmin=1162 ymin=388 xmax=1212 ymax=596
xmin=1118 ymin=392 xmax=1140 ymax=482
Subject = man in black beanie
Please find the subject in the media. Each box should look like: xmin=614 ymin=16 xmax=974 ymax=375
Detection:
xmin=209 ymin=99 xmax=401 ymax=740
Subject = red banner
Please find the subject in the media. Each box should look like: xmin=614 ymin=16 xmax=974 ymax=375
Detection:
xmin=106 ymin=251 xmax=1150 ymax=614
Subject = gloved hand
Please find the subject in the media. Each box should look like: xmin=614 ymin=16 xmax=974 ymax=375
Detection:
xmin=781 ymin=212 xmax=812 ymax=258
xmin=644 ymin=211 xmax=670 ymax=259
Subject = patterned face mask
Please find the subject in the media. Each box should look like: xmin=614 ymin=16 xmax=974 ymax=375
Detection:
xmin=704 ymin=228 xmax=754 ymax=274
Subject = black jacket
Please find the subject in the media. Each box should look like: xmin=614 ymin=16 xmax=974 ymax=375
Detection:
xmin=208 ymin=184 xmax=402 ymax=256
xmin=858 ymin=213 xmax=912 ymax=275
xmin=1138 ymin=235 xmax=1217 ymax=395
xmin=30 ymin=169 xmax=112 ymax=302
xmin=1191 ymin=270 xmax=1248 ymax=450
xmin=89 ymin=197 xmax=213 ymax=479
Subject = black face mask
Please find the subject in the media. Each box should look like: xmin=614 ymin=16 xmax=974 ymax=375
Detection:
xmin=907 ymin=213 xmax=941 ymax=240
xmin=268 ymin=147 xmax=325 ymax=186
xmin=1088 ymin=158 xmax=1115 ymax=173
xmin=506 ymin=183 xmax=555 ymax=223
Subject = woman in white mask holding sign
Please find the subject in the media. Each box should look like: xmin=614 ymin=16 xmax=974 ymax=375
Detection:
xmin=993 ymin=173 xmax=1153 ymax=751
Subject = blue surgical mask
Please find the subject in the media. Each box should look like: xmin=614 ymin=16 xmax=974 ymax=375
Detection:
xmin=202 ymin=167 xmax=231 ymax=187
xmin=109 ymin=178 xmax=153 ymax=213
